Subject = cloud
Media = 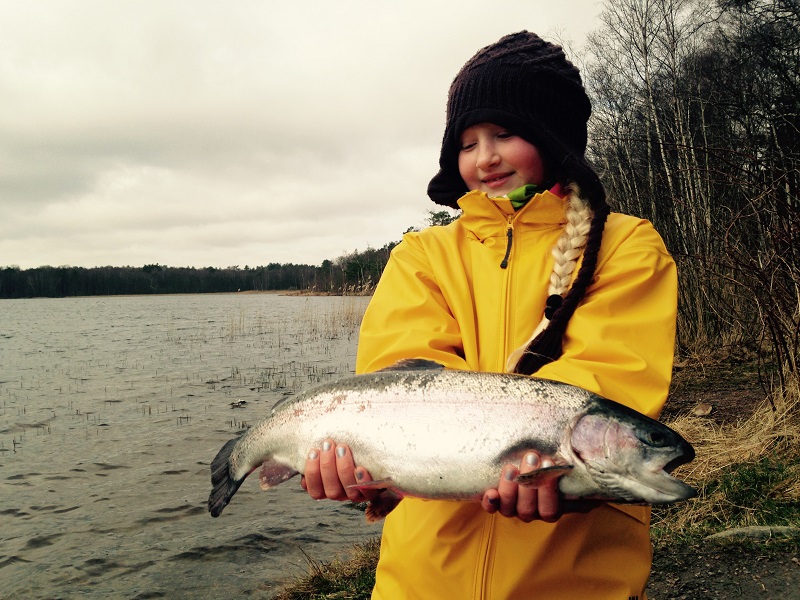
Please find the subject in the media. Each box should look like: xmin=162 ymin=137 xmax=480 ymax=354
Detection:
xmin=0 ymin=0 xmax=601 ymax=269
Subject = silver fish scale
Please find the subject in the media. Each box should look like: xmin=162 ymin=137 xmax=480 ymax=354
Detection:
xmin=230 ymin=369 xmax=598 ymax=498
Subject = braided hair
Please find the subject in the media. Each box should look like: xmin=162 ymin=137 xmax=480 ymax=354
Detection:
xmin=426 ymin=31 xmax=610 ymax=376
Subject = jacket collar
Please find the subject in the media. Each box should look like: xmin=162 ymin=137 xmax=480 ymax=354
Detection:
xmin=456 ymin=188 xmax=568 ymax=241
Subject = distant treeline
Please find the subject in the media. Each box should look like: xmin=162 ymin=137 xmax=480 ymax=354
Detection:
xmin=0 ymin=243 xmax=398 ymax=299
xmin=0 ymin=211 xmax=457 ymax=300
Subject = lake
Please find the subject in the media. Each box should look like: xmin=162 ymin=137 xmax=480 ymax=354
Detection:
xmin=0 ymin=293 xmax=380 ymax=599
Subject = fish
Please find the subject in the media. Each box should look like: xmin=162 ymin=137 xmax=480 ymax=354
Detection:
xmin=208 ymin=359 xmax=696 ymax=520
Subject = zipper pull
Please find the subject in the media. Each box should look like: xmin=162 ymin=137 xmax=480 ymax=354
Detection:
xmin=500 ymin=226 xmax=513 ymax=269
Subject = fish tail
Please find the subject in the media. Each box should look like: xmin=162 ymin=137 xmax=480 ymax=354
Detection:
xmin=208 ymin=438 xmax=246 ymax=518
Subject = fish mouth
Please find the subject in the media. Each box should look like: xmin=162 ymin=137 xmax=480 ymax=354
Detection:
xmin=663 ymin=448 xmax=694 ymax=474
xmin=643 ymin=470 xmax=698 ymax=501
xmin=636 ymin=448 xmax=698 ymax=502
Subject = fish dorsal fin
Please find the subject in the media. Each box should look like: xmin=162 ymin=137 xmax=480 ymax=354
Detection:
xmin=377 ymin=359 xmax=445 ymax=372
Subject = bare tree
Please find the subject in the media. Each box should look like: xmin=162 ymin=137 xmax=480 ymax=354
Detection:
xmin=584 ymin=0 xmax=799 ymax=382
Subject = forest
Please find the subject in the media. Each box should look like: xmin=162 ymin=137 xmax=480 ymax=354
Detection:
xmin=582 ymin=0 xmax=798 ymax=380
xmin=2 ymin=0 xmax=797 ymax=380
xmin=0 ymin=242 xmax=397 ymax=299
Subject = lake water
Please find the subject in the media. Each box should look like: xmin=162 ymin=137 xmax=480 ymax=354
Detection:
xmin=0 ymin=293 xmax=381 ymax=599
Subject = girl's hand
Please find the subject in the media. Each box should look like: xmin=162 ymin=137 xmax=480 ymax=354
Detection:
xmin=301 ymin=439 xmax=376 ymax=503
xmin=481 ymin=451 xmax=559 ymax=522
xmin=480 ymin=451 xmax=600 ymax=522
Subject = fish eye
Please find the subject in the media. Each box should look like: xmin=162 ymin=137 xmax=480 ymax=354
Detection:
xmin=645 ymin=430 xmax=667 ymax=447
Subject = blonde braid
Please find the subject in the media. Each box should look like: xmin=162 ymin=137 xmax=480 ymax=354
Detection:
xmin=505 ymin=183 xmax=593 ymax=373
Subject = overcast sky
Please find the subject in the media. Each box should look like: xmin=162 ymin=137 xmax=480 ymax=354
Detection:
xmin=0 ymin=0 xmax=602 ymax=269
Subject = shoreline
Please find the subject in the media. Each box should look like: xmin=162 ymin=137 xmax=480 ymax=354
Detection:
xmin=1 ymin=290 xmax=373 ymax=300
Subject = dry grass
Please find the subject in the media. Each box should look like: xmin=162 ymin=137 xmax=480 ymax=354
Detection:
xmin=653 ymin=374 xmax=800 ymax=539
xmin=270 ymin=538 xmax=380 ymax=600
xmin=670 ymin=377 xmax=799 ymax=480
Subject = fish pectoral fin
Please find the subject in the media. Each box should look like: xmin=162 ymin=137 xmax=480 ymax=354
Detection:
xmin=258 ymin=460 xmax=300 ymax=490
xmin=516 ymin=465 xmax=573 ymax=487
xmin=365 ymin=490 xmax=403 ymax=523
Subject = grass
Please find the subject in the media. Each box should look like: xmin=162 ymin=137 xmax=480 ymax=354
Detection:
xmin=651 ymin=374 xmax=800 ymax=544
xmin=270 ymin=538 xmax=380 ymax=600
xmin=271 ymin=372 xmax=800 ymax=599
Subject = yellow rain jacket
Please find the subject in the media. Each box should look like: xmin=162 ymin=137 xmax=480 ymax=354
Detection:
xmin=355 ymin=189 xmax=678 ymax=600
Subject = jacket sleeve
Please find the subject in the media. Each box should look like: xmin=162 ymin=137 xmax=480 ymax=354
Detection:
xmin=356 ymin=232 xmax=468 ymax=374
xmin=534 ymin=217 xmax=678 ymax=418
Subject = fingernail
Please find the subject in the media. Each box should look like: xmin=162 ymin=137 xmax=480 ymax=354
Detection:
xmin=488 ymin=497 xmax=500 ymax=507
xmin=308 ymin=450 xmax=318 ymax=460
xmin=355 ymin=469 xmax=364 ymax=481
xmin=336 ymin=446 xmax=346 ymax=458
xmin=525 ymin=453 xmax=539 ymax=467
xmin=504 ymin=468 xmax=516 ymax=481
xmin=322 ymin=441 xmax=332 ymax=452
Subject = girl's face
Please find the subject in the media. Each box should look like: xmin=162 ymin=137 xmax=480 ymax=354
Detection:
xmin=457 ymin=122 xmax=546 ymax=197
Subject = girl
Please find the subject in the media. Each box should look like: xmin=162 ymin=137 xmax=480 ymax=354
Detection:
xmin=303 ymin=31 xmax=677 ymax=599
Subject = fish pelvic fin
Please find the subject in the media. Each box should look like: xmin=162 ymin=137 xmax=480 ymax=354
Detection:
xmin=258 ymin=460 xmax=300 ymax=490
xmin=208 ymin=438 xmax=247 ymax=518
xmin=365 ymin=490 xmax=403 ymax=523
xmin=346 ymin=479 xmax=403 ymax=522
xmin=516 ymin=465 xmax=573 ymax=487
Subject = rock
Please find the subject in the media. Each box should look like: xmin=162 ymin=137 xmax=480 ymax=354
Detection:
xmin=705 ymin=526 xmax=800 ymax=542
xmin=691 ymin=402 xmax=713 ymax=417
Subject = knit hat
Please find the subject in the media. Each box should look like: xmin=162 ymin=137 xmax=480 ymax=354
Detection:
xmin=427 ymin=31 xmax=596 ymax=208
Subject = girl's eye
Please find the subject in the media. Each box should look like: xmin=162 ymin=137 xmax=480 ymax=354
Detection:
xmin=460 ymin=141 xmax=476 ymax=152
xmin=497 ymin=132 xmax=514 ymax=140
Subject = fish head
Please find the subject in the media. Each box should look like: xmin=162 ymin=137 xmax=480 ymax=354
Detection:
xmin=565 ymin=400 xmax=697 ymax=504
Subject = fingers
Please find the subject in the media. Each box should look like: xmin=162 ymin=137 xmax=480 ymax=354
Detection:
xmin=482 ymin=451 xmax=562 ymax=523
xmin=515 ymin=452 xmax=540 ymax=522
xmin=302 ymin=446 xmax=327 ymax=500
xmin=301 ymin=440 xmax=372 ymax=502
xmin=320 ymin=440 xmax=350 ymax=499
xmin=335 ymin=444 xmax=374 ymax=502
xmin=481 ymin=488 xmax=502 ymax=513
xmin=535 ymin=458 xmax=562 ymax=522
xmin=497 ymin=464 xmax=520 ymax=518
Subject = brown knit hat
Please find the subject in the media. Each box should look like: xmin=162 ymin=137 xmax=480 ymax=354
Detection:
xmin=428 ymin=31 xmax=597 ymax=208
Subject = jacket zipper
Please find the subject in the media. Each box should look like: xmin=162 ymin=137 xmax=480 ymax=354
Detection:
xmin=477 ymin=213 xmax=518 ymax=599
xmin=498 ymin=213 xmax=518 ymax=367
xmin=499 ymin=226 xmax=513 ymax=269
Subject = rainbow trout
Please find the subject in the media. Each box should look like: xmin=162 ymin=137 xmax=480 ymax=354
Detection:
xmin=208 ymin=360 xmax=695 ymax=520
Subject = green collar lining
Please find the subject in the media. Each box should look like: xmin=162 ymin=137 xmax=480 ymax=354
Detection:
xmin=506 ymin=184 xmax=544 ymax=210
